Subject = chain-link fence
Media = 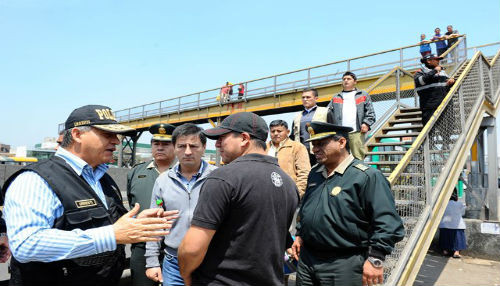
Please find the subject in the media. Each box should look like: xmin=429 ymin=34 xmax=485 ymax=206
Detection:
xmin=384 ymin=50 xmax=500 ymax=285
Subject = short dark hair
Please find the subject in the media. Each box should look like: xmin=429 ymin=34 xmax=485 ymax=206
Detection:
xmin=332 ymin=134 xmax=350 ymax=153
xmin=302 ymin=88 xmax=318 ymax=97
xmin=342 ymin=71 xmax=357 ymax=81
xmin=269 ymin=120 xmax=288 ymax=129
xmin=172 ymin=123 xmax=206 ymax=146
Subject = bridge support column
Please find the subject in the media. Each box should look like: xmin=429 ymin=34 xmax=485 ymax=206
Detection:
xmin=119 ymin=131 xmax=143 ymax=167
xmin=483 ymin=116 xmax=500 ymax=221
xmin=467 ymin=129 xmax=486 ymax=219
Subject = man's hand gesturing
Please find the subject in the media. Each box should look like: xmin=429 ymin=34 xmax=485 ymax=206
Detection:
xmin=113 ymin=203 xmax=179 ymax=244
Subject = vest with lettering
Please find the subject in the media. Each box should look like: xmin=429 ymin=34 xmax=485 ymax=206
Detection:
xmin=293 ymin=106 xmax=329 ymax=153
xmin=2 ymin=156 xmax=127 ymax=286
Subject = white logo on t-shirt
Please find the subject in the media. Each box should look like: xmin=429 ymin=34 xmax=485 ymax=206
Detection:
xmin=271 ymin=172 xmax=283 ymax=187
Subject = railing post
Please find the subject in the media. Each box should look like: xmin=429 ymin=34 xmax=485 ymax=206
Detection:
xmin=478 ymin=59 xmax=485 ymax=95
xmin=307 ymin=69 xmax=311 ymax=87
xmin=142 ymin=105 xmax=145 ymax=118
xmin=178 ymin=97 xmax=181 ymax=114
xmin=273 ymin=76 xmax=277 ymax=96
xmin=423 ymin=137 xmax=432 ymax=206
xmin=464 ymin=37 xmax=468 ymax=59
xmin=244 ymin=82 xmax=248 ymax=102
xmin=197 ymin=93 xmax=201 ymax=110
xmin=396 ymin=69 xmax=401 ymax=106
xmin=458 ymin=87 xmax=465 ymax=128
xmin=128 ymin=108 xmax=131 ymax=122
xmin=399 ymin=48 xmax=404 ymax=67
xmin=347 ymin=60 xmax=350 ymax=71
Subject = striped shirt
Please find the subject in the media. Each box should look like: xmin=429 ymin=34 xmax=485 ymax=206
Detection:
xmin=3 ymin=147 xmax=116 ymax=263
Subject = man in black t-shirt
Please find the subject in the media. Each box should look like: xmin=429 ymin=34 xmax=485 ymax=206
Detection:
xmin=178 ymin=112 xmax=299 ymax=286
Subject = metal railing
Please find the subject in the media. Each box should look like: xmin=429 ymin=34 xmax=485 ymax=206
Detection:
xmin=112 ymin=36 xmax=469 ymax=123
xmin=383 ymin=49 xmax=500 ymax=285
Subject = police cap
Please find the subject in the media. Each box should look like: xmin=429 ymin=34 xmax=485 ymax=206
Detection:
xmin=149 ymin=123 xmax=176 ymax=142
xmin=305 ymin=121 xmax=353 ymax=142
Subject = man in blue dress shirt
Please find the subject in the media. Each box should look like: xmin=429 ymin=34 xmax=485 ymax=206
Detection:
xmin=2 ymin=105 xmax=178 ymax=286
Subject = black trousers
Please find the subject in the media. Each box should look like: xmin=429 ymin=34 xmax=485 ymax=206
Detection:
xmin=296 ymin=246 xmax=364 ymax=286
xmin=130 ymin=243 xmax=157 ymax=286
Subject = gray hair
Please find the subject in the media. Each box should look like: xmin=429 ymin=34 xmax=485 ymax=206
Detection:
xmin=60 ymin=126 xmax=92 ymax=148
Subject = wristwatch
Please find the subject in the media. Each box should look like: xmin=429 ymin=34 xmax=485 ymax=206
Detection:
xmin=367 ymin=256 xmax=384 ymax=268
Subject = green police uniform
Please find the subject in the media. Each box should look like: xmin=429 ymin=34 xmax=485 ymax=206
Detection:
xmin=126 ymin=123 xmax=176 ymax=286
xmin=295 ymin=122 xmax=404 ymax=286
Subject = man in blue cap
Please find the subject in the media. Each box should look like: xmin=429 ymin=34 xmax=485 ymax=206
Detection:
xmin=292 ymin=121 xmax=404 ymax=286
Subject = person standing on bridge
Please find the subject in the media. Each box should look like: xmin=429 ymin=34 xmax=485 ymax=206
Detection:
xmin=145 ymin=123 xmax=216 ymax=286
xmin=414 ymin=54 xmax=455 ymax=126
xmin=292 ymin=122 xmax=404 ymax=286
xmin=127 ymin=123 xmax=177 ymax=286
xmin=432 ymin=27 xmax=448 ymax=56
xmin=327 ymin=71 xmax=376 ymax=160
xmin=2 ymin=105 xmax=178 ymax=286
xmin=178 ymin=112 xmax=299 ymax=286
xmin=291 ymin=88 xmax=333 ymax=165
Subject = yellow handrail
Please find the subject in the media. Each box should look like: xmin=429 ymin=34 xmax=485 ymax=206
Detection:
xmin=388 ymin=51 xmax=482 ymax=185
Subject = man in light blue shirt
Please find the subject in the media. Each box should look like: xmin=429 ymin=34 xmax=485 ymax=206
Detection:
xmin=145 ymin=123 xmax=216 ymax=286
xmin=2 ymin=105 xmax=178 ymax=286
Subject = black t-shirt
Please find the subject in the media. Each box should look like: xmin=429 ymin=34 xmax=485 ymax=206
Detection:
xmin=191 ymin=153 xmax=299 ymax=286
xmin=446 ymin=30 xmax=458 ymax=48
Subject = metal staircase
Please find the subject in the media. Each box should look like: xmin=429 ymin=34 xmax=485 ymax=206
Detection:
xmin=370 ymin=48 xmax=500 ymax=286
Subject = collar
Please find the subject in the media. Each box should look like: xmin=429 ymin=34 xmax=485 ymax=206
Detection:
xmin=146 ymin=160 xmax=156 ymax=169
xmin=316 ymin=154 xmax=354 ymax=178
xmin=270 ymin=138 xmax=289 ymax=149
xmin=174 ymin=160 xmax=206 ymax=178
xmin=303 ymin=105 xmax=318 ymax=114
xmin=231 ymin=153 xmax=279 ymax=166
xmin=55 ymin=147 xmax=109 ymax=176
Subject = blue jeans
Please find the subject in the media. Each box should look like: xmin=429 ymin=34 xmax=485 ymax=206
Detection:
xmin=162 ymin=253 xmax=185 ymax=286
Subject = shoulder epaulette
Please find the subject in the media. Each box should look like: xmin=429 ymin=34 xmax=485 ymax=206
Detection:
xmin=354 ymin=163 xmax=369 ymax=172
xmin=132 ymin=161 xmax=146 ymax=168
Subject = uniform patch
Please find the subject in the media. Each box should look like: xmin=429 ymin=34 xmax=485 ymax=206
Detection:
xmin=354 ymin=164 xmax=369 ymax=171
xmin=330 ymin=186 xmax=342 ymax=196
xmin=75 ymin=199 xmax=97 ymax=208
xmin=138 ymin=175 xmax=147 ymax=178
xmin=271 ymin=172 xmax=283 ymax=187
xmin=308 ymin=182 xmax=317 ymax=188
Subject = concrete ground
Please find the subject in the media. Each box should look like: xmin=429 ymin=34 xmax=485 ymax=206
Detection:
xmin=2 ymin=251 xmax=500 ymax=285
xmin=414 ymin=250 xmax=500 ymax=286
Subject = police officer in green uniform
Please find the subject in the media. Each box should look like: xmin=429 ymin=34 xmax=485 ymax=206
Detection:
xmin=292 ymin=122 xmax=404 ymax=286
xmin=127 ymin=123 xmax=176 ymax=286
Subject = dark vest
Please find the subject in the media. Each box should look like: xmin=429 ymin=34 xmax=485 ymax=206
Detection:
xmin=2 ymin=156 xmax=128 ymax=286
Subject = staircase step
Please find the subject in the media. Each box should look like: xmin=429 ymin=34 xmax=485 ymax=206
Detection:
xmin=382 ymin=125 xmax=423 ymax=132
xmin=399 ymin=107 xmax=421 ymax=113
xmin=395 ymin=111 xmax=422 ymax=118
xmin=395 ymin=199 xmax=425 ymax=206
xmin=375 ymin=132 xmax=420 ymax=139
xmin=366 ymin=151 xmax=407 ymax=156
xmin=389 ymin=118 xmax=422 ymax=125
xmin=367 ymin=141 xmax=413 ymax=147
xmin=393 ymin=185 xmax=424 ymax=191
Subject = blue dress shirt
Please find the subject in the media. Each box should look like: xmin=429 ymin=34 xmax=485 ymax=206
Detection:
xmin=3 ymin=147 xmax=116 ymax=263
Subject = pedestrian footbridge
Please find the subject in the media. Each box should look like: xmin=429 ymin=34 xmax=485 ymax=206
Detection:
xmin=107 ymin=35 xmax=500 ymax=285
